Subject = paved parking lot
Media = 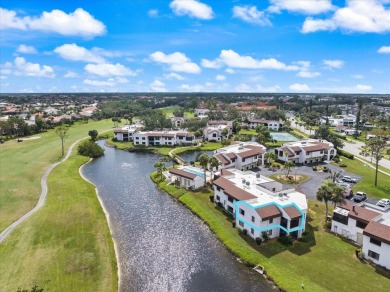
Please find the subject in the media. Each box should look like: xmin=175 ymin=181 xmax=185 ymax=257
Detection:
xmin=256 ymin=162 xmax=363 ymax=200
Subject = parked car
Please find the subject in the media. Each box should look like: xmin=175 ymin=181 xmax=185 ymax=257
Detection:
xmin=353 ymin=192 xmax=367 ymax=202
xmin=376 ymin=199 xmax=390 ymax=208
xmin=342 ymin=176 xmax=357 ymax=183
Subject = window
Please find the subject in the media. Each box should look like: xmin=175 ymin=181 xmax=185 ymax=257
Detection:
xmin=216 ymin=195 xmax=220 ymax=201
xmin=254 ymin=155 xmax=258 ymax=159
xmin=142 ymin=137 xmax=145 ymax=140
xmin=370 ymin=237 xmax=382 ymax=246
xmin=356 ymin=220 xmax=367 ymax=229
xmin=239 ymin=221 xmax=244 ymax=227
xmin=332 ymin=213 xmax=349 ymax=225
xmin=269 ymin=218 xmax=273 ymax=224
xmin=251 ymin=228 xmax=254 ymax=235
xmin=239 ymin=208 xmax=245 ymax=216
xmin=216 ymin=186 xmax=221 ymax=191
xmin=228 ymin=196 xmax=234 ymax=203
xmin=213 ymin=133 xmax=217 ymax=137
xmin=368 ymin=250 xmax=380 ymax=260
xmin=268 ymin=229 xmax=272 ymax=236
xmin=242 ymin=158 xmax=246 ymax=162
xmin=227 ymin=206 xmax=233 ymax=213
xmin=251 ymin=216 xmax=255 ymax=223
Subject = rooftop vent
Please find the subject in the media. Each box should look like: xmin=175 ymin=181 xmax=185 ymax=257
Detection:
xmin=246 ymin=181 xmax=250 ymax=187
xmin=242 ymin=179 xmax=246 ymax=184
xmin=256 ymin=173 xmax=260 ymax=179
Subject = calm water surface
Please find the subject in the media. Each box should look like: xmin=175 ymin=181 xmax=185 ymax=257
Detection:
xmin=81 ymin=142 xmax=274 ymax=292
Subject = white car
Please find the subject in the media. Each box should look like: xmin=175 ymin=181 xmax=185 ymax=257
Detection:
xmin=376 ymin=199 xmax=390 ymax=208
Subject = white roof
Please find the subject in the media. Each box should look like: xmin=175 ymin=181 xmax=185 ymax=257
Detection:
xmin=223 ymin=169 xmax=307 ymax=210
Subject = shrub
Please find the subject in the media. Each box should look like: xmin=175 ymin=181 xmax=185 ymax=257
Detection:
xmin=323 ymin=166 xmax=329 ymax=172
xmin=217 ymin=202 xmax=223 ymax=208
xmin=333 ymin=156 xmax=340 ymax=163
xmin=243 ymin=229 xmax=248 ymax=235
xmin=324 ymin=221 xmax=332 ymax=230
xmin=232 ymin=222 xmax=236 ymax=228
xmin=312 ymin=166 xmax=317 ymax=171
xmin=262 ymin=231 xmax=270 ymax=242
xmin=339 ymin=163 xmax=347 ymax=167
xmin=255 ymin=237 xmax=263 ymax=245
xmin=78 ymin=140 xmax=105 ymax=158
xmin=209 ymin=195 xmax=214 ymax=203
xmin=338 ymin=149 xmax=354 ymax=159
xmin=278 ymin=235 xmax=293 ymax=246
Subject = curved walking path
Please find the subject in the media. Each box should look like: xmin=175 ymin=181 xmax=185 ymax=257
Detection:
xmin=1 ymin=136 xmax=93 ymax=244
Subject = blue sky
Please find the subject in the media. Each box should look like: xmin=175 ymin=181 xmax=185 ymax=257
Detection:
xmin=1 ymin=0 xmax=390 ymax=93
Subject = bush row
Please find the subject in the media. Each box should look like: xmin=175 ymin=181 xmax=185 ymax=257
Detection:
xmin=338 ymin=149 xmax=354 ymax=160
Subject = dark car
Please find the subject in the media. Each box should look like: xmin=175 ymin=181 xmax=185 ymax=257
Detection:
xmin=353 ymin=192 xmax=367 ymax=202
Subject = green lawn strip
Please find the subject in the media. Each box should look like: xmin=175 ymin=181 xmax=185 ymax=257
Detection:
xmin=0 ymin=119 xmax=113 ymax=232
xmin=177 ymin=191 xmax=389 ymax=292
xmin=291 ymin=128 xmax=309 ymax=138
xmin=159 ymin=105 xmax=181 ymax=117
xmin=239 ymin=129 xmax=257 ymax=135
xmin=333 ymin=158 xmax=389 ymax=199
xmin=0 ymin=153 xmax=118 ymax=291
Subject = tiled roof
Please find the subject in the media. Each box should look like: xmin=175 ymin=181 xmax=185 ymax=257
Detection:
xmin=363 ymin=221 xmax=390 ymax=245
xmin=215 ymin=153 xmax=230 ymax=165
xmin=226 ymin=152 xmax=237 ymax=159
xmin=169 ymin=168 xmax=197 ymax=180
xmin=220 ymin=169 xmax=233 ymax=176
xmin=281 ymin=146 xmax=295 ymax=157
xmin=246 ymin=145 xmax=266 ymax=154
xmin=256 ymin=205 xmax=281 ymax=220
xmin=284 ymin=205 xmax=302 ymax=219
xmin=213 ymin=177 xmax=256 ymax=201
xmin=348 ymin=205 xmax=381 ymax=224
xmin=237 ymin=148 xmax=261 ymax=159
xmin=302 ymin=143 xmax=331 ymax=152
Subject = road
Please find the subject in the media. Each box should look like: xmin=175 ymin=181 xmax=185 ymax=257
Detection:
xmin=288 ymin=116 xmax=390 ymax=172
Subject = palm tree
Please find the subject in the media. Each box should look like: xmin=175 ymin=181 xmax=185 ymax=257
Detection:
xmin=316 ymin=180 xmax=344 ymax=218
xmin=209 ymin=156 xmax=222 ymax=184
xmin=264 ymin=152 xmax=276 ymax=166
xmin=284 ymin=161 xmax=295 ymax=179
xmin=154 ymin=161 xmax=166 ymax=181
xmin=255 ymin=125 xmax=272 ymax=145
xmin=198 ymin=153 xmax=210 ymax=186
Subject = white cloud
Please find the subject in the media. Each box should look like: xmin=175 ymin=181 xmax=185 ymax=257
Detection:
xmin=0 ymin=8 xmax=106 ymax=37
xmin=149 ymin=80 xmax=167 ymax=92
xmin=64 ymin=71 xmax=79 ymax=78
xmin=164 ymin=72 xmax=185 ymax=80
xmin=85 ymin=63 xmax=137 ymax=77
xmin=352 ymin=74 xmax=364 ymax=79
xmin=54 ymin=43 xmax=105 ymax=63
xmin=150 ymin=51 xmax=201 ymax=74
xmin=268 ymin=0 xmax=334 ymax=15
xmin=356 ymin=84 xmax=372 ymax=91
xmin=323 ymin=59 xmax=344 ymax=69
xmin=16 ymin=44 xmax=37 ymax=54
xmin=84 ymin=79 xmax=116 ymax=87
xmin=13 ymin=57 xmax=55 ymax=78
xmin=232 ymin=6 xmax=271 ymax=26
xmin=235 ymin=83 xmax=252 ymax=92
xmin=148 ymin=9 xmax=159 ymax=17
xmin=170 ymin=0 xmax=214 ymax=20
xmin=378 ymin=46 xmax=390 ymax=54
xmin=234 ymin=82 xmax=281 ymax=92
xmin=289 ymin=83 xmax=310 ymax=92
xmin=218 ymin=49 xmax=299 ymax=70
xmin=297 ymin=71 xmax=321 ymax=78
xmin=215 ymin=75 xmax=226 ymax=81
xmin=225 ymin=68 xmax=235 ymax=74
xmin=201 ymin=58 xmax=222 ymax=68
xmin=178 ymin=83 xmax=205 ymax=92
xmin=302 ymin=1 xmax=390 ymax=33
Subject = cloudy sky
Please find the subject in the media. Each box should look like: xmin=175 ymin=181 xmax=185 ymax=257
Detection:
xmin=1 ymin=0 xmax=390 ymax=93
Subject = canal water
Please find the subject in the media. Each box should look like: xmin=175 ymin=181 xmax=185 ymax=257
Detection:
xmin=81 ymin=142 xmax=274 ymax=292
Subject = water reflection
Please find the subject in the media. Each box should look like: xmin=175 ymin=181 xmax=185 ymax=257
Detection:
xmin=81 ymin=142 xmax=273 ymax=292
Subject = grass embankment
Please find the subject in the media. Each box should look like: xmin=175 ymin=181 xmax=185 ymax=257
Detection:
xmin=334 ymin=158 xmax=389 ymax=199
xmin=0 ymin=119 xmax=114 ymax=233
xmin=0 ymin=152 xmax=118 ymax=291
xmin=150 ymin=172 xmax=390 ymax=291
xmin=159 ymin=105 xmax=195 ymax=118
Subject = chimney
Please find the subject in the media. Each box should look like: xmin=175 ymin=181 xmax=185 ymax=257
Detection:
xmin=352 ymin=206 xmax=355 ymax=212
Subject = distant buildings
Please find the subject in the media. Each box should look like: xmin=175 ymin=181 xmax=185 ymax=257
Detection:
xmin=242 ymin=119 xmax=284 ymax=131
xmin=114 ymin=123 xmax=144 ymax=141
xmin=275 ymin=139 xmax=336 ymax=164
xmin=213 ymin=142 xmax=266 ymax=171
xmin=203 ymin=120 xmax=233 ymax=142
xmin=213 ymin=169 xmax=307 ymax=240
xmin=133 ymin=130 xmax=197 ymax=146
xmin=320 ymin=115 xmax=357 ymax=127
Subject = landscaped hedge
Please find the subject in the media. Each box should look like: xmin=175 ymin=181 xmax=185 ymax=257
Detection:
xmin=338 ymin=149 xmax=354 ymax=159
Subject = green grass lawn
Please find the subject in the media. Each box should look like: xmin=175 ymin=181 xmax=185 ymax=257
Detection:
xmin=0 ymin=150 xmax=117 ymax=291
xmin=239 ymin=129 xmax=257 ymax=135
xmin=0 ymin=119 xmax=115 ymax=233
xmin=152 ymin=177 xmax=390 ymax=291
xmin=158 ymin=105 xmax=194 ymax=118
xmin=334 ymin=158 xmax=390 ymax=199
